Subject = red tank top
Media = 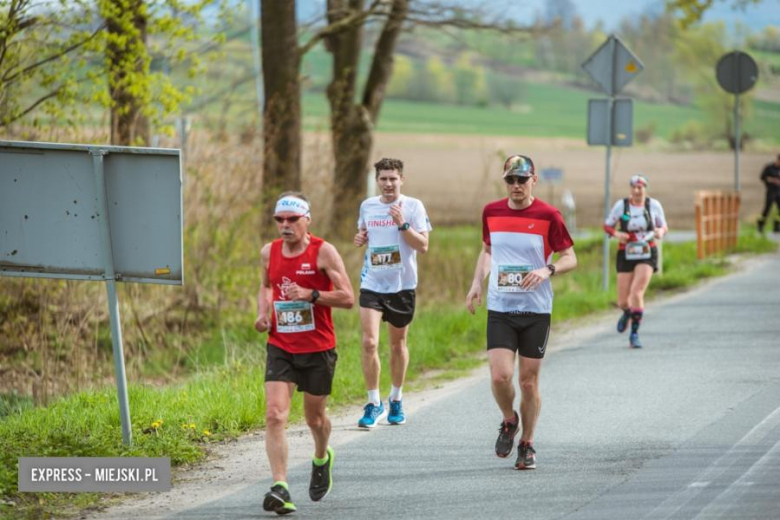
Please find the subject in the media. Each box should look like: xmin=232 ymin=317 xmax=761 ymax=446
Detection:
xmin=267 ymin=235 xmax=336 ymax=354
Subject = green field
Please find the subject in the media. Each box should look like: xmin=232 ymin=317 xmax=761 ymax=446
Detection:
xmin=753 ymin=49 xmax=780 ymax=72
xmin=300 ymin=84 xmax=780 ymax=142
xmin=176 ymin=38 xmax=780 ymax=144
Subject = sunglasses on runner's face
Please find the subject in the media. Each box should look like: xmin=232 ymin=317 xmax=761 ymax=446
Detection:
xmin=504 ymin=175 xmax=532 ymax=185
xmin=274 ymin=215 xmax=303 ymax=224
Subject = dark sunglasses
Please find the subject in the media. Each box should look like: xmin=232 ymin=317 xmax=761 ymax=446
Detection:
xmin=504 ymin=175 xmax=532 ymax=185
xmin=274 ymin=215 xmax=303 ymax=224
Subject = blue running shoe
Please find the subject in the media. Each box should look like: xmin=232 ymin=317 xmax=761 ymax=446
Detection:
xmin=387 ymin=399 xmax=406 ymax=425
xmin=358 ymin=402 xmax=387 ymax=428
xmin=617 ymin=311 xmax=631 ymax=333
xmin=629 ymin=332 xmax=642 ymax=348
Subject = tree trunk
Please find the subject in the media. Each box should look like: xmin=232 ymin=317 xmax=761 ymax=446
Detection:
xmin=327 ymin=0 xmax=407 ymax=236
xmin=261 ymin=0 xmax=302 ymax=225
xmin=106 ymin=0 xmax=150 ymax=146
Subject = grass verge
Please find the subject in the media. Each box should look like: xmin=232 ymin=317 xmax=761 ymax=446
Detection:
xmin=0 ymin=227 xmax=776 ymax=518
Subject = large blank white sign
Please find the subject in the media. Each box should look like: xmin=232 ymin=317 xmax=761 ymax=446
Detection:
xmin=0 ymin=141 xmax=183 ymax=285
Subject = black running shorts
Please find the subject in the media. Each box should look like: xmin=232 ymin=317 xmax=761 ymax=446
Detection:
xmin=359 ymin=289 xmax=416 ymax=328
xmin=487 ymin=311 xmax=551 ymax=359
xmin=264 ymin=343 xmax=338 ymax=396
xmin=616 ymin=246 xmax=658 ymax=273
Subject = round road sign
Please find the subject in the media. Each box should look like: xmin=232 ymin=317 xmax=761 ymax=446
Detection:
xmin=716 ymin=51 xmax=758 ymax=94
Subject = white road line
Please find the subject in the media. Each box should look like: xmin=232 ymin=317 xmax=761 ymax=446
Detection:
xmin=691 ymin=436 xmax=780 ymax=519
xmin=643 ymin=405 xmax=780 ymax=519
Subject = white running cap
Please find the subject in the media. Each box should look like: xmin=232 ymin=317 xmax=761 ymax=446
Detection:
xmin=274 ymin=196 xmax=310 ymax=216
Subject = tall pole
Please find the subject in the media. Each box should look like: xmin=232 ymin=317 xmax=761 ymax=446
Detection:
xmin=249 ymin=0 xmax=264 ymax=124
xmin=603 ymin=98 xmax=613 ymax=292
xmin=734 ymin=91 xmax=740 ymax=192
xmin=91 ymin=150 xmax=133 ymax=446
xmin=602 ymin=36 xmax=616 ymax=293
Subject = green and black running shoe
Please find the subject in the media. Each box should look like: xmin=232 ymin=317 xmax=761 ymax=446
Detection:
xmin=263 ymin=483 xmax=297 ymax=515
xmin=309 ymin=446 xmax=335 ymax=501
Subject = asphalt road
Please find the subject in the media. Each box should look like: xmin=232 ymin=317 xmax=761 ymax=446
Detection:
xmin=152 ymin=250 xmax=780 ymax=520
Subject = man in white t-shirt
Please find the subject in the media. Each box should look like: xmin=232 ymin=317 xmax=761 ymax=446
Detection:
xmin=353 ymin=158 xmax=432 ymax=428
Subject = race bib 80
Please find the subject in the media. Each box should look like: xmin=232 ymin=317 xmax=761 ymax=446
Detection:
xmin=497 ymin=265 xmax=534 ymax=292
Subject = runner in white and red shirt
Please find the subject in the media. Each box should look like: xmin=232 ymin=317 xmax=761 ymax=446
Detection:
xmin=466 ymin=154 xmax=577 ymax=471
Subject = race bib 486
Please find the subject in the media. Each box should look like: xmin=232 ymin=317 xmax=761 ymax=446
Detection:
xmin=274 ymin=301 xmax=315 ymax=333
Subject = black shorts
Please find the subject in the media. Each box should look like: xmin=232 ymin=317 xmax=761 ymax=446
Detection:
xmin=265 ymin=343 xmax=338 ymax=396
xmin=359 ymin=289 xmax=416 ymax=328
xmin=616 ymin=247 xmax=658 ymax=273
xmin=487 ymin=311 xmax=551 ymax=359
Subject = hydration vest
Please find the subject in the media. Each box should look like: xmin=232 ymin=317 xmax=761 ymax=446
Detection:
xmin=620 ymin=197 xmax=653 ymax=233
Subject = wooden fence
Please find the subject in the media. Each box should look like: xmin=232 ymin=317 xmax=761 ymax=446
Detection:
xmin=695 ymin=191 xmax=740 ymax=259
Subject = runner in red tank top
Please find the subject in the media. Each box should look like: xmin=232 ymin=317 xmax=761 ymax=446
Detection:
xmin=254 ymin=192 xmax=354 ymax=514
xmin=267 ymin=234 xmax=336 ymax=354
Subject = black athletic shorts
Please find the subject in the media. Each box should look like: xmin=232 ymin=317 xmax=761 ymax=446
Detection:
xmin=616 ymin=246 xmax=658 ymax=273
xmin=264 ymin=343 xmax=338 ymax=396
xmin=487 ymin=311 xmax=551 ymax=359
xmin=359 ymin=289 xmax=416 ymax=328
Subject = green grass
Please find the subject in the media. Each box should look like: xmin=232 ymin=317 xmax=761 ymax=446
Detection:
xmin=751 ymin=49 xmax=780 ymax=71
xmin=0 ymin=226 xmax=776 ymax=518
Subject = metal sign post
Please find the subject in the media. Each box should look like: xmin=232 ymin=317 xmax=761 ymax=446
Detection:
xmin=582 ymin=34 xmax=644 ymax=291
xmin=735 ymin=91 xmax=740 ymax=192
xmin=603 ymin=94 xmax=613 ymax=293
xmin=716 ymin=51 xmax=758 ymax=193
xmin=91 ymin=150 xmax=133 ymax=445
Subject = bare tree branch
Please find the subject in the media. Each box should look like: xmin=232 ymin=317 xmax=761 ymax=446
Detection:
xmin=188 ymin=72 xmax=254 ymax=111
xmin=299 ymin=0 xmax=385 ymax=56
xmin=2 ymin=23 xmax=106 ymax=85
xmin=4 ymin=88 xmax=61 ymax=125
xmin=362 ymin=0 xmax=407 ymax=122
xmin=1 ymin=72 xmax=97 ymax=127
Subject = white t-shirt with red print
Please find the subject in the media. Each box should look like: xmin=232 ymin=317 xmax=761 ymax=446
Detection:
xmin=482 ymin=198 xmax=574 ymax=314
xmin=357 ymin=195 xmax=432 ymax=293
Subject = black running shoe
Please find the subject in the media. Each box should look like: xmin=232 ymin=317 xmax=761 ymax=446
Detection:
xmin=495 ymin=411 xmax=519 ymax=458
xmin=309 ymin=446 xmax=334 ymax=502
xmin=263 ymin=484 xmax=297 ymax=515
xmin=515 ymin=442 xmax=536 ymax=470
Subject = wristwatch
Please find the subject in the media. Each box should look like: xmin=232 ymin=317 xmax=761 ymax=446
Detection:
xmin=398 ymin=222 xmax=411 ymax=231
xmin=310 ymin=289 xmax=320 ymax=303
xmin=546 ymin=264 xmax=556 ymax=277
